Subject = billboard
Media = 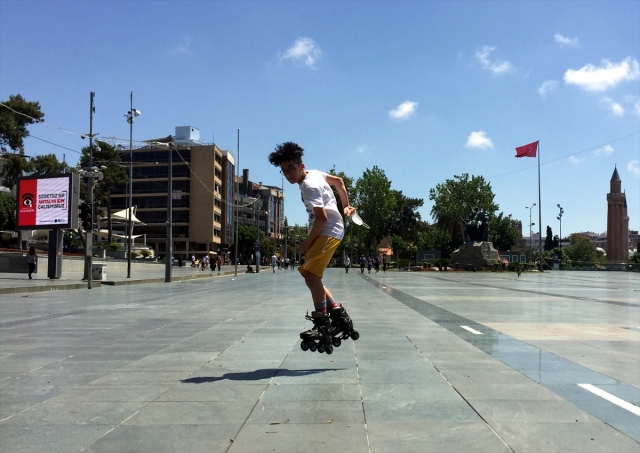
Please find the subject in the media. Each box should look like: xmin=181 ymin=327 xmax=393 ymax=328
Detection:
xmin=16 ymin=173 xmax=79 ymax=230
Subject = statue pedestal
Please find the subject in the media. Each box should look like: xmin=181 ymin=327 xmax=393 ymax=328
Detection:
xmin=451 ymin=241 xmax=501 ymax=269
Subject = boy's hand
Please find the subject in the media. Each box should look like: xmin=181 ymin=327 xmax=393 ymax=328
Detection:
xmin=344 ymin=205 xmax=357 ymax=217
xmin=299 ymin=238 xmax=313 ymax=254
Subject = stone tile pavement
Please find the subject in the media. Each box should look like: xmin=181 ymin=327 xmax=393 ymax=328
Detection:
xmin=0 ymin=268 xmax=638 ymax=452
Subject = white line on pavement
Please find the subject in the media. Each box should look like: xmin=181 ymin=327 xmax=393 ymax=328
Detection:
xmin=461 ymin=325 xmax=483 ymax=335
xmin=578 ymin=384 xmax=640 ymax=416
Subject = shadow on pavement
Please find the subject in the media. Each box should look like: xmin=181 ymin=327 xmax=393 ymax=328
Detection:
xmin=181 ymin=368 xmax=345 ymax=383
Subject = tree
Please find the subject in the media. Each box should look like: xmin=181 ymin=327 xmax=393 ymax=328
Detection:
xmin=429 ymin=173 xmax=498 ymax=249
xmin=419 ymin=226 xmax=453 ymax=257
xmin=0 ymin=94 xmax=44 ymax=154
xmin=0 ymin=153 xmax=33 ymax=189
xmin=79 ymin=140 xmax=128 ymax=242
xmin=354 ymin=166 xmax=396 ymax=254
xmin=31 ymin=153 xmax=66 ymax=175
xmin=388 ymin=190 xmax=424 ymax=244
xmin=0 ymin=192 xmax=16 ymax=231
xmin=328 ymin=167 xmax=356 ymax=260
xmin=544 ymin=226 xmax=553 ymax=251
xmin=563 ymin=234 xmax=597 ymax=263
xmin=489 ymin=212 xmax=522 ymax=252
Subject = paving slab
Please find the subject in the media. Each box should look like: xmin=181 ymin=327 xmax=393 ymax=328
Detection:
xmin=1 ymin=268 xmax=639 ymax=452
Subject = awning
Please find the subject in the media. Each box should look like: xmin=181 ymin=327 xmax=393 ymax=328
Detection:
xmin=97 ymin=229 xmax=143 ymax=240
xmin=104 ymin=207 xmax=144 ymax=224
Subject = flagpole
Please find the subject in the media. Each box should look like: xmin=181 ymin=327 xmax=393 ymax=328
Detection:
xmin=537 ymin=142 xmax=543 ymax=272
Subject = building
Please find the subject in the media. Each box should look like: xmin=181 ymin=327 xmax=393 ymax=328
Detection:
xmin=111 ymin=126 xmax=228 ymax=260
xmin=606 ymin=166 xmax=629 ymax=263
xmin=235 ymin=168 xmax=284 ymax=243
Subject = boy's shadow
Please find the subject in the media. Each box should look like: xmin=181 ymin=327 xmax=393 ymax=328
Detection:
xmin=182 ymin=368 xmax=345 ymax=384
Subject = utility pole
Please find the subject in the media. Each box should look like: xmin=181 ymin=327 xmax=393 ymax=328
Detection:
xmin=165 ymin=140 xmax=174 ymax=282
xmin=234 ymin=129 xmax=240 ymax=276
xmin=85 ymin=92 xmax=96 ymax=290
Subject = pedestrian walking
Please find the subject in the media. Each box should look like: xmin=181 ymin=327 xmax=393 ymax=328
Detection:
xmin=344 ymin=256 xmax=351 ymax=273
xmin=271 ymin=254 xmax=278 ymax=272
xmin=359 ymin=255 xmax=366 ymax=273
xmin=367 ymin=258 xmax=372 ymax=274
xmin=217 ymin=256 xmax=223 ymax=272
xmin=26 ymin=246 xmax=37 ymax=279
xmin=373 ymin=256 xmax=380 ymax=273
xmin=382 ymin=257 xmax=387 ymax=273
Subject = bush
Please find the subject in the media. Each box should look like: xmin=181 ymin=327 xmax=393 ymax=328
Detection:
xmin=131 ymin=251 xmax=139 ymax=258
xmin=398 ymin=258 xmax=410 ymax=269
xmin=107 ymin=242 xmax=120 ymax=251
xmin=140 ymin=249 xmax=151 ymax=258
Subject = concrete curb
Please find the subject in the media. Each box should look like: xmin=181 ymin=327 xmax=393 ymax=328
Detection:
xmin=0 ymin=271 xmax=239 ymax=294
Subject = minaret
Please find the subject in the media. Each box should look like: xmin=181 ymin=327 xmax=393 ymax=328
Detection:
xmin=606 ymin=166 xmax=628 ymax=263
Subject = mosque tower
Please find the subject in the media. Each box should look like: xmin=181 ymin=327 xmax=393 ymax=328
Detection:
xmin=606 ymin=166 xmax=629 ymax=263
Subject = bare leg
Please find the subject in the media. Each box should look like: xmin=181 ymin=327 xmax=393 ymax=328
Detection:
xmin=304 ymin=273 xmax=326 ymax=304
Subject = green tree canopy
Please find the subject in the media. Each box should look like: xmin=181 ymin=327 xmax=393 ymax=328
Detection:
xmin=489 ymin=212 xmax=522 ymax=252
xmin=564 ymin=233 xmax=598 ymax=263
xmin=0 ymin=94 xmax=44 ymax=154
xmin=31 ymin=153 xmax=66 ymax=175
xmin=388 ymin=190 xmax=424 ymax=244
xmin=0 ymin=192 xmax=16 ymax=231
xmin=79 ymin=140 xmax=128 ymax=207
xmin=418 ymin=225 xmax=453 ymax=256
xmin=429 ymin=173 xmax=498 ymax=247
xmin=0 ymin=153 xmax=33 ymax=189
xmin=354 ymin=166 xmax=396 ymax=252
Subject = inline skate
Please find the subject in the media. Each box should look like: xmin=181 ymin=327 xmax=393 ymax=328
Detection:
xmin=300 ymin=311 xmax=335 ymax=354
xmin=328 ymin=304 xmax=360 ymax=348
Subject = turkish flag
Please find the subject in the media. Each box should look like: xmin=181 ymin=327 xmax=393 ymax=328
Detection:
xmin=515 ymin=140 xmax=538 ymax=158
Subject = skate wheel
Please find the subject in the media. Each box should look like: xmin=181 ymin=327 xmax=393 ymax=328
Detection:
xmin=351 ymin=330 xmax=360 ymax=340
xmin=332 ymin=338 xmax=341 ymax=348
xmin=317 ymin=344 xmax=325 ymax=354
xmin=300 ymin=341 xmax=309 ymax=351
xmin=309 ymin=343 xmax=317 ymax=352
xmin=325 ymin=344 xmax=334 ymax=355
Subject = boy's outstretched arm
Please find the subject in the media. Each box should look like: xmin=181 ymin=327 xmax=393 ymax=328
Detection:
xmin=326 ymin=174 xmax=356 ymax=217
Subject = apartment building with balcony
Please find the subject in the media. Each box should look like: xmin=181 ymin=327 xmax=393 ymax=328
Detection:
xmin=111 ymin=126 xmax=229 ymax=259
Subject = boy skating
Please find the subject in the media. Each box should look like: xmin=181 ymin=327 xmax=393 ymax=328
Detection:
xmin=268 ymin=142 xmax=359 ymax=354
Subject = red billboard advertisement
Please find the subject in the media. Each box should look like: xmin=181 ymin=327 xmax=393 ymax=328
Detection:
xmin=16 ymin=174 xmax=79 ymax=230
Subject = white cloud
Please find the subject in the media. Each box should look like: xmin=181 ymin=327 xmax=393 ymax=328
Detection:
xmin=538 ymin=80 xmax=558 ymax=98
xmin=628 ymin=160 xmax=640 ymax=178
xmin=171 ymin=36 xmax=192 ymax=55
xmin=564 ymin=57 xmax=640 ymax=91
xmin=568 ymin=156 xmax=584 ymax=164
xmin=475 ymin=46 xmax=513 ymax=75
xmin=355 ymin=144 xmax=370 ymax=154
xmin=593 ymin=145 xmax=615 ymax=157
xmin=600 ymin=97 xmax=625 ymax=116
xmin=554 ymin=34 xmax=579 ymax=47
xmin=635 ymin=100 xmax=640 ymax=116
xmin=388 ymin=101 xmax=418 ymax=120
xmin=465 ymin=131 xmax=494 ymax=149
xmin=280 ymin=37 xmax=322 ymax=68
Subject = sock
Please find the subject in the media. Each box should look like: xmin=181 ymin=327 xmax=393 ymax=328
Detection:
xmin=314 ymin=300 xmax=327 ymax=315
xmin=327 ymin=297 xmax=339 ymax=311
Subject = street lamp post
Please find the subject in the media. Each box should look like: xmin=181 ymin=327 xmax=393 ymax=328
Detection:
xmin=234 ymin=129 xmax=240 ymax=276
xmin=124 ymin=92 xmax=141 ymax=279
xmin=557 ymin=204 xmax=564 ymax=250
xmin=526 ymin=203 xmax=536 ymax=263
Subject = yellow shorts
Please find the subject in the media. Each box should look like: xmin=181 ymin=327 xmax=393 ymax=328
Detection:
xmin=298 ymin=235 xmax=341 ymax=279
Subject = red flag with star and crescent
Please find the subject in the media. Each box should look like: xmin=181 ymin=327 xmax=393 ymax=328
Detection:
xmin=515 ymin=140 xmax=538 ymax=158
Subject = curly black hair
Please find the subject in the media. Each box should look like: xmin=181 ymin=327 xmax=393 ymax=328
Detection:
xmin=268 ymin=142 xmax=304 ymax=166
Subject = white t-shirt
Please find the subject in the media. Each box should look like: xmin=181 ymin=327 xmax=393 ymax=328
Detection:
xmin=299 ymin=170 xmax=344 ymax=240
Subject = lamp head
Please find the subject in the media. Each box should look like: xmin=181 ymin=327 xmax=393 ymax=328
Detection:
xmin=133 ymin=109 xmax=141 ymax=117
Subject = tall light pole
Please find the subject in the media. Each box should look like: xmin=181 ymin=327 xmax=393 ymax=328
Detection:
xmin=526 ymin=203 xmax=536 ymax=263
xmin=165 ymin=140 xmax=174 ymax=283
xmin=557 ymin=204 xmax=564 ymax=250
xmin=234 ymin=129 xmax=240 ymax=276
xmin=125 ymin=92 xmax=140 ymax=279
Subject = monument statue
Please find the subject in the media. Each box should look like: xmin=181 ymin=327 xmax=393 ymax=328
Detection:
xmin=462 ymin=208 xmax=490 ymax=243
xmin=451 ymin=207 xmax=500 ymax=269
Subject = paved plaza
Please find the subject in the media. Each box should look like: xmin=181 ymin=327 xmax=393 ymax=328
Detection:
xmin=0 ymin=268 xmax=639 ymax=452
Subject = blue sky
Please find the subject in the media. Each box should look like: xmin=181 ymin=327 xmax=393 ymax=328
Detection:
xmin=1 ymin=0 xmax=639 ymax=238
